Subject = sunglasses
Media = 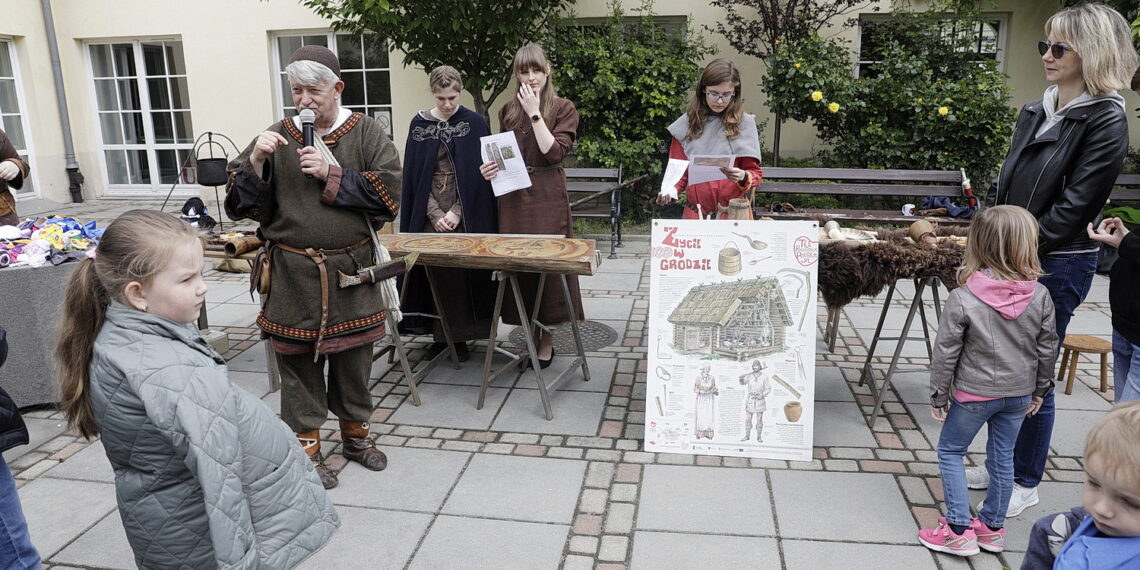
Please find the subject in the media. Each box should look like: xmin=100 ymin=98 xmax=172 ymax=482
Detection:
xmin=1038 ymin=40 xmax=1075 ymax=59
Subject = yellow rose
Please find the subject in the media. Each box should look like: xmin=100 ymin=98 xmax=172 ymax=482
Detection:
xmin=916 ymin=98 xmax=923 ymax=103
xmin=795 ymin=62 xmax=802 ymax=68
xmin=775 ymin=40 xmax=781 ymax=45
xmin=828 ymin=102 xmax=840 ymax=113
xmin=938 ymin=106 xmax=949 ymax=116
xmin=811 ymin=91 xmax=823 ymax=102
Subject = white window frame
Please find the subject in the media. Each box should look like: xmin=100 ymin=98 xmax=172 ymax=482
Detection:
xmin=856 ymin=12 xmax=1009 ymax=77
xmin=85 ymin=38 xmax=197 ymax=197
xmin=0 ymin=38 xmax=38 ymax=199
xmin=271 ymin=31 xmax=393 ymax=136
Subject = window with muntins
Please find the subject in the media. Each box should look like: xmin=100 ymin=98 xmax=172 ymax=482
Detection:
xmin=89 ymin=40 xmax=194 ymax=191
xmin=0 ymin=39 xmax=33 ymax=197
xmin=274 ymin=32 xmax=393 ymax=136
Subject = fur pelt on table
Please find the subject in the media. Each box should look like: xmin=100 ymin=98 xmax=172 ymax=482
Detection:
xmin=818 ymin=224 xmax=967 ymax=310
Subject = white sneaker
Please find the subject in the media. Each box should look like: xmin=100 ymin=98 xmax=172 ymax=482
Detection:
xmin=965 ymin=465 xmax=990 ymax=490
xmin=976 ymin=484 xmax=1040 ymax=518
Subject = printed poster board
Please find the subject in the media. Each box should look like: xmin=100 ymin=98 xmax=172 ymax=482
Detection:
xmin=645 ymin=219 xmax=819 ymax=461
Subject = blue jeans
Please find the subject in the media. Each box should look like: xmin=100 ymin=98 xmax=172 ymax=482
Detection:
xmin=939 ymin=395 xmax=1031 ymax=529
xmin=1112 ymin=330 xmax=1140 ymax=402
xmin=0 ymin=459 xmax=40 ymax=569
xmin=1012 ymin=251 xmax=1097 ymax=488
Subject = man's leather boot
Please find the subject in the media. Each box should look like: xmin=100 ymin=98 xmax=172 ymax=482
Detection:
xmin=340 ymin=420 xmax=388 ymax=471
xmin=298 ymin=429 xmax=338 ymax=489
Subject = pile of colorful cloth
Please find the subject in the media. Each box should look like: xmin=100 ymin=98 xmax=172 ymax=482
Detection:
xmin=0 ymin=216 xmax=103 ymax=269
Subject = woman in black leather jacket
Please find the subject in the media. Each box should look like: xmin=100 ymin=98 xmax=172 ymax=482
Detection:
xmin=1 ymin=326 xmax=42 ymax=568
xmin=972 ymin=3 xmax=1139 ymax=520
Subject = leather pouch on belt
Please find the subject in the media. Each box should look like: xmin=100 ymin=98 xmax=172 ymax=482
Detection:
xmin=250 ymin=245 xmax=272 ymax=296
xmin=0 ymin=189 xmax=14 ymax=218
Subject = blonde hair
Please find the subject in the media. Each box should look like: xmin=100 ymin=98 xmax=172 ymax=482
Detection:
xmin=501 ymin=43 xmax=557 ymax=130
xmin=684 ymin=59 xmax=745 ymax=141
xmin=957 ymin=205 xmax=1043 ymax=284
xmin=429 ymin=65 xmax=463 ymax=93
xmin=1045 ymin=3 xmax=1140 ymax=96
xmin=55 ymin=210 xmax=201 ymax=439
xmin=1084 ymin=400 xmax=1140 ymax=482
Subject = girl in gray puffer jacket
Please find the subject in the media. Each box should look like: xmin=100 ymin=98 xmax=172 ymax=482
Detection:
xmin=54 ymin=210 xmax=339 ymax=569
xmin=919 ymin=205 xmax=1058 ymax=558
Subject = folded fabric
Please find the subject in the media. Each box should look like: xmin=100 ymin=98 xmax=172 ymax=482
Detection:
xmin=1103 ymin=206 xmax=1140 ymax=225
xmin=919 ymin=196 xmax=975 ymax=219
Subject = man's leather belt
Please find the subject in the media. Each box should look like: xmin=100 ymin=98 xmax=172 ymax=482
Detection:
xmin=275 ymin=236 xmax=370 ymax=358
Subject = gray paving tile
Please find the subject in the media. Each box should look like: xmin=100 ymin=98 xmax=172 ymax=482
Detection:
xmin=326 ymin=447 xmax=469 ymax=511
xmin=812 ymin=401 xmax=877 ymax=447
xmin=43 ymin=440 xmax=114 ymax=483
xmin=490 ymin=388 xmax=607 ymax=436
xmin=1052 ymin=380 xmax=1112 ymax=411
xmin=815 ymin=366 xmax=855 ymax=402
xmin=230 ymin=370 xmax=272 ymax=399
xmin=1004 ymin=550 xmax=1026 ymax=568
xmin=19 ymin=478 xmax=118 ymax=558
xmin=418 ymin=352 xmax=521 ymax=388
xmin=581 ymin=271 xmax=641 ymax=291
xmin=389 ymin=384 xmax=509 ymax=430
xmin=545 ymin=356 xmax=615 ymax=394
xmin=204 ymin=281 xmax=251 ymax=304
xmin=3 ymin=417 xmax=66 ymax=462
xmin=637 ymin=465 xmax=775 ymax=535
xmin=969 ymin=482 xmax=1083 ymax=552
xmin=205 ymin=302 xmax=262 ymax=327
xmin=781 ymin=539 xmax=938 ymax=569
xmin=630 ymin=532 xmax=779 ymax=570
xmin=595 ymin=319 xmax=628 ymax=342
xmin=409 ymin=516 xmax=568 ymax=570
xmin=596 ymin=257 xmax=645 ymax=274
xmin=582 ymin=297 xmax=636 ymax=320
xmin=49 ymin=511 xmax=134 ymax=569
xmin=1050 ymin=409 xmax=1103 ymax=457
xmin=771 ymin=471 xmax=916 ymax=542
xmin=889 ymin=370 xmax=932 ymax=404
xmin=1064 ymin=307 xmax=1111 ymax=337
xmin=298 ymin=506 xmax=432 ymax=570
xmin=442 ymin=454 xmax=586 ymax=523
xmin=227 ymin=340 xmax=270 ymax=372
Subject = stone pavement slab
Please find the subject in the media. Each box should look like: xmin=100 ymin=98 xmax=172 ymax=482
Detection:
xmin=225 ymin=339 xmax=270 ymax=372
xmin=814 ymin=366 xmax=856 ymax=402
xmin=229 ymin=370 xmax=273 ymax=399
xmin=540 ymin=356 xmax=616 ymax=394
xmin=581 ymin=271 xmax=641 ymax=291
xmin=19 ymin=477 xmax=118 ymax=558
xmin=812 ymin=401 xmax=877 ymax=447
xmin=415 ymin=352 xmax=521 ymax=387
xmin=389 ymin=384 xmax=509 ymax=430
xmin=42 ymin=440 xmax=114 ymax=483
xmin=203 ymin=281 xmax=251 ymax=305
xmin=1049 ymin=409 xmax=1105 ymax=457
xmin=203 ymin=302 xmax=262 ymax=327
xmin=3 ymin=416 xmax=65 ymax=462
xmin=582 ymin=297 xmax=636 ymax=320
xmin=490 ymin=388 xmax=607 ymax=436
xmin=637 ymin=465 xmax=775 ymax=535
xmin=297 ymin=506 xmax=432 ymax=570
xmin=781 ymin=539 xmax=938 ymax=569
xmin=327 ymin=447 xmax=469 ymax=511
xmin=408 ymin=515 xmax=568 ymax=570
xmin=441 ymin=454 xmax=586 ymax=523
xmin=629 ymin=532 xmax=780 ymax=569
xmin=50 ymin=512 xmax=134 ymax=569
xmin=771 ymin=471 xmax=916 ymax=542
xmin=969 ymin=481 xmax=1083 ymax=553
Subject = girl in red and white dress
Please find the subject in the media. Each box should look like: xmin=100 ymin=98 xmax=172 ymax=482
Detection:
xmin=657 ymin=59 xmax=762 ymax=219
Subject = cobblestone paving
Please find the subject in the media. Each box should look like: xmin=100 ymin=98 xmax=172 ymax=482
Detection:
xmin=8 ymin=199 xmax=1117 ymax=569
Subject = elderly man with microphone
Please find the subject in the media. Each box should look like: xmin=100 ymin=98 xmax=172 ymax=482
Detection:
xmin=226 ymin=45 xmax=401 ymax=489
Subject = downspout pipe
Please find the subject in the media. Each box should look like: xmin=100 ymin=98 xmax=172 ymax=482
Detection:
xmin=41 ymin=0 xmax=84 ymax=203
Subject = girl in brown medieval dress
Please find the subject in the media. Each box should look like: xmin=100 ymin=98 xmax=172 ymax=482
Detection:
xmin=480 ymin=43 xmax=584 ymax=369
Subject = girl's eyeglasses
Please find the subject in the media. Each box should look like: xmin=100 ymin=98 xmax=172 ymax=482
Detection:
xmin=704 ymin=91 xmax=735 ymax=103
xmin=1038 ymin=40 xmax=1075 ymax=59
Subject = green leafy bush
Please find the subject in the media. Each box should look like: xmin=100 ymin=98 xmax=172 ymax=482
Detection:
xmin=549 ymin=0 xmax=713 ymax=221
xmin=762 ymin=9 xmax=1015 ymax=190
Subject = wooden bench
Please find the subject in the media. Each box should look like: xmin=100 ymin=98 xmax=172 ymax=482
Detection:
xmin=754 ymin=167 xmax=974 ymax=226
xmin=564 ymin=167 xmax=648 ymax=259
xmin=1108 ymin=173 xmax=1140 ymax=203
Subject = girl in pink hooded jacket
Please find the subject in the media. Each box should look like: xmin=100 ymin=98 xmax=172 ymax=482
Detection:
xmin=918 ymin=205 xmax=1058 ymax=558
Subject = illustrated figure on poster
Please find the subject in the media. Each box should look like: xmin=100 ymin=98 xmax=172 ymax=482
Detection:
xmin=739 ymin=360 xmax=772 ymax=442
xmin=693 ymin=364 xmax=718 ymax=439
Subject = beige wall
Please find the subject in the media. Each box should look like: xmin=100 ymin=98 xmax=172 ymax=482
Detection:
xmin=5 ymin=0 xmax=1139 ymax=203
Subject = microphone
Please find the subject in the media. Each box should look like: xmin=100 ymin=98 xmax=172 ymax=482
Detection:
xmin=299 ymin=109 xmax=316 ymax=179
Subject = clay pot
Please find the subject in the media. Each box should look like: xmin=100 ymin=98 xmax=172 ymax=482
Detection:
xmin=784 ymin=401 xmax=803 ymax=422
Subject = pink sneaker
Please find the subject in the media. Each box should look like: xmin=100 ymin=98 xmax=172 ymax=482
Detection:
xmin=918 ymin=518 xmax=980 ymax=556
xmin=971 ymin=518 xmax=1005 ymax=553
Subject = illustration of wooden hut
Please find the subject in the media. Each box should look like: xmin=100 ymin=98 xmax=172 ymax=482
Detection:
xmin=667 ymin=277 xmax=794 ymax=360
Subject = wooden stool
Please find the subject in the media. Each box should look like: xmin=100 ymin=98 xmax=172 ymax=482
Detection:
xmin=1059 ymin=334 xmax=1112 ymax=395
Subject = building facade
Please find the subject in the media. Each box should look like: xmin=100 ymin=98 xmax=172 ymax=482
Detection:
xmin=3 ymin=0 xmax=1137 ymax=205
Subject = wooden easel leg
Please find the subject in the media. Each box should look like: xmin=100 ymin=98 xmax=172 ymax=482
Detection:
xmin=385 ymin=312 xmax=421 ymax=406
xmin=859 ymin=282 xmax=897 ymax=387
xmin=478 ymin=273 xmax=509 ymax=410
xmin=561 ymin=274 xmax=590 ymax=382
